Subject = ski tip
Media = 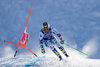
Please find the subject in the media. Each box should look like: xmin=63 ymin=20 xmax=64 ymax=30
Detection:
xmin=59 ymin=56 xmax=62 ymax=61
xmin=59 ymin=58 xmax=62 ymax=61
xmin=65 ymin=54 xmax=69 ymax=58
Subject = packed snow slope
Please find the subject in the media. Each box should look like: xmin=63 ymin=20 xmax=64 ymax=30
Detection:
xmin=0 ymin=46 xmax=100 ymax=67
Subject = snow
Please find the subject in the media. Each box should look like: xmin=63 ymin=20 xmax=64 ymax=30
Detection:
xmin=0 ymin=47 xmax=100 ymax=67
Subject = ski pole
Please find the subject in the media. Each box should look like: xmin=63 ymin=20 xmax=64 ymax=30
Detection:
xmin=64 ymin=42 xmax=88 ymax=56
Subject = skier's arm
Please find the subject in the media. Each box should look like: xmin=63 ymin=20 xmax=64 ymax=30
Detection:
xmin=39 ymin=32 xmax=44 ymax=46
xmin=39 ymin=32 xmax=45 ymax=54
xmin=52 ymin=28 xmax=63 ymax=40
xmin=52 ymin=27 xmax=64 ymax=44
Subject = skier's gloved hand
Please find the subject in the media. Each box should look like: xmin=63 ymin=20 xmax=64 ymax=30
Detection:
xmin=41 ymin=47 xmax=45 ymax=54
xmin=60 ymin=40 xmax=64 ymax=44
xmin=40 ymin=45 xmax=45 ymax=54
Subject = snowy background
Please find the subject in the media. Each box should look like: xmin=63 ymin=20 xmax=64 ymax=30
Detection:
xmin=0 ymin=0 xmax=100 ymax=66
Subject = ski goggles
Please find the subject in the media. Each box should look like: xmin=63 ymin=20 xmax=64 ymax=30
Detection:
xmin=43 ymin=27 xmax=49 ymax=31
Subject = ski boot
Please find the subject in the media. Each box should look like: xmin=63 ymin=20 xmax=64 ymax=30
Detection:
xmin=58 ymin=46 xmax=69 ymax=58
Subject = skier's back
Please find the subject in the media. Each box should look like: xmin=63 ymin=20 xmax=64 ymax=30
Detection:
xmin=39 ymin=22 xmax=69 ymax=60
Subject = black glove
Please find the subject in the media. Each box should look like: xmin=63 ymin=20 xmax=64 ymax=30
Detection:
xmin=60 ymin=40 xmax=64 ymax=44
xmin=41 ymin=45 xmax=45 ymax=54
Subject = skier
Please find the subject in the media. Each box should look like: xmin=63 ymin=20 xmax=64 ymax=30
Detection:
xmin=39 ymin=22 xmax=69 ymax=60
